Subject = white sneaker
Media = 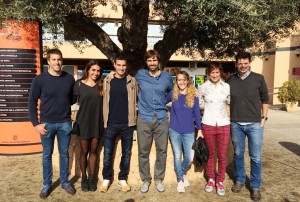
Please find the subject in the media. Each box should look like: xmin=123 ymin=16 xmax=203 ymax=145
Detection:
xmin=177 ymin=181 xmax=185 ymax=193
xmin=216 ymin=182 xmax=225 ymax=196
xmin=99 ymin=179 xmax=110 ymax=193
xmin=118 ymin=180 xmax=131 ymax=192
xmin=155 ymin=180 xmax=165 ymax=192
xmin=183 ymin=175 xmax=190 ymax=187
xmin=140 ymin=181 xmax=150 ymax=193
xmin=205 ymin=178 xmax=215 ymax=193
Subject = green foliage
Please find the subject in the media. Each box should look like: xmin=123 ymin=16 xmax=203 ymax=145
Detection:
xmin=179 ymin=0 xmax=299 ymax=57
xmin=277 ymin=80 xmax=300 ymax=103
xmin=0 ymin=0 xmax=104 ymax=29
xmin=151 ymin=0 xmax=300 ymax=58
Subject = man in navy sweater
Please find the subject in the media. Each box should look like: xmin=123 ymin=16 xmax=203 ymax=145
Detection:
xmin=28 ymin=49 xmax=76 ymax=199
xmin=228 ymin=52 xmax=269 ymax=201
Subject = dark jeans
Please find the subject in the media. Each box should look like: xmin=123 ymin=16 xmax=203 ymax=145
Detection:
xmin=102 ymin=123 xmax=134 ymax=180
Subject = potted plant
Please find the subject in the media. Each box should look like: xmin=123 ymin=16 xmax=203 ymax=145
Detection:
xmin=277 ymin=79 xmax=300 ymax=112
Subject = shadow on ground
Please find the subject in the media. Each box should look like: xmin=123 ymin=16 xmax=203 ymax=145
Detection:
xmin=279 ymin=142 xmax=300 ymax=156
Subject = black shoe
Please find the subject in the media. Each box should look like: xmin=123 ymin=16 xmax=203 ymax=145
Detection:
xmin=39 ymin=185 xmax=51 ymax=199
xmin=250 ymin=189 xmax=261 ymax=201
xmin=81 ymin=176 xmax=89 ymax=192
xmin=88 ymin=176 xmax=97 ymax=192
xmin=231 ymin=183 xmax=244 ymax=193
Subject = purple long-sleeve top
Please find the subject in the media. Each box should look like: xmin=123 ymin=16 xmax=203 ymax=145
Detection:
xmin=166 ymin=91 xmax=202 ymax=133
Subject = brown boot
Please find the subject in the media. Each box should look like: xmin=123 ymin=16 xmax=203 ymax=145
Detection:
xmin=231 ymin=183 xmax=244 ymax=193
xmin=250 ymin=189 xmax=261 ymax=201
xmin=39 ymin=185 xmax=51 ymax=199
xmin=62 ymin=182 xmax=76 ymax=195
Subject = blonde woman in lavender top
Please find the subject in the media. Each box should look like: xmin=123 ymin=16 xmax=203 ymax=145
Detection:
xmin=166 ymin=71 xmax=203 ymax=193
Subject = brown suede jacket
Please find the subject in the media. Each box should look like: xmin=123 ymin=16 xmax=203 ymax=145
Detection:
xmin=103 ymin=74 xmax=138 ymax=128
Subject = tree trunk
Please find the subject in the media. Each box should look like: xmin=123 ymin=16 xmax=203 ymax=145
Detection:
xmin=118 ymin=0 xmax=149 ymax=75
xmin=66 ymin=3 xmax=196 ymax=75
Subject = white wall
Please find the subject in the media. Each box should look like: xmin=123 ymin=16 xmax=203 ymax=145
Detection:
xmin=181 ymin=67 xmax=206 ymax=76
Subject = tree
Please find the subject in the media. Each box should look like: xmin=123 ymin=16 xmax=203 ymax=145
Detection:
xmin=0 ymin=0 xmax=299 ymax=75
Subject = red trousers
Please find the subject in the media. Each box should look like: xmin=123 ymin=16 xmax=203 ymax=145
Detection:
xmin=203 ymin=124 xmax=230 ymax=182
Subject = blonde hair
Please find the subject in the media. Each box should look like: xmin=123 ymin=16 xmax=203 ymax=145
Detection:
xmin=172 ymin=71 xmax=197 ymax=108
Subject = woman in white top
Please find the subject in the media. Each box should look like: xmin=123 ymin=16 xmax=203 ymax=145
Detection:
xmin=199 ymin=63 xmax=230 ymax=196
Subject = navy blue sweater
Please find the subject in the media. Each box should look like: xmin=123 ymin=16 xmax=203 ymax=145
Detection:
xmin=28 ymin=71 xmax=75 ymax=126
xmin=108 ymin=77 xmax=128 ymax=124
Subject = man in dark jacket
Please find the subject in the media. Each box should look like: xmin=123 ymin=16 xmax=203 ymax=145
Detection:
xmin=228 ymin=52 xmax=269 ymax=201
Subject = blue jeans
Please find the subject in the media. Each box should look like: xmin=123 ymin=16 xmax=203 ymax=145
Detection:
xmin=169 ymin=128 xmax=195 ymax=182
xmin=231 ymin=122 xmax=263 ymax=190
xmin=41 ymin=122 xmax=72 ymax=186
xmin=102 ymin=123 xmax=134 ymax=180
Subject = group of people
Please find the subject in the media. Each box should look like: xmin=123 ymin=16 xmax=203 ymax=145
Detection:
xmin=28 ymin=48 xmax=268 ymax=202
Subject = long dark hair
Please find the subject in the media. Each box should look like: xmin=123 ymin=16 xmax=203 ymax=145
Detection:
xmin=82 ymin=59 xmax=103 ymax=96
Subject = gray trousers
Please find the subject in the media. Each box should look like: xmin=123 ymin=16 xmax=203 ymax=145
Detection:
xmin=137 ymin=115 xmax=169 ymax=182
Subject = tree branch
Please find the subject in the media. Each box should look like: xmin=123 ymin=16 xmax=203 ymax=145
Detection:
xmin=154 ymin=20 xmax=197 ymax=68
xmin=65 ymin=10 xmax=122 ymax=63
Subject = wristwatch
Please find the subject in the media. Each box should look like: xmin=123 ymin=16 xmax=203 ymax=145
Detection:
xmin=261 ymin=116 xmax=268 ymax=121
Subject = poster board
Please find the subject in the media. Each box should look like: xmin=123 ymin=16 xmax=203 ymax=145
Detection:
xmin=0 ymin=20 xmax=42 ymax=155
xmin=195 ymin=75 xmax=207 ymax=89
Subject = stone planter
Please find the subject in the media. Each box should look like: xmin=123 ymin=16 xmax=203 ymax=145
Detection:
xmin=285 ymin=101 xmax=298 ymax=112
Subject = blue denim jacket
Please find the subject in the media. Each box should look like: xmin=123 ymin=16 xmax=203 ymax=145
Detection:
xmin=136 ymin=69 xmax=173 ymax=123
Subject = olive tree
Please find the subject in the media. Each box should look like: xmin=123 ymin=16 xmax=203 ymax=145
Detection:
xmin=0 ymin=0 xmax=299 ymax=74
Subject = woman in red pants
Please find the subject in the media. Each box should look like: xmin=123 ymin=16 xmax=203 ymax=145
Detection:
xmin=198 ymin=62 xmax=230 ymax=196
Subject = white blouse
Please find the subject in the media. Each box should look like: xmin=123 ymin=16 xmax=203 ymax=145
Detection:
xmin=199 ymin=79 xmax=230 ymax=126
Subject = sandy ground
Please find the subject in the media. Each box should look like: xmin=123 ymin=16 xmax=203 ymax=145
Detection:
xmin=0 ymin=108 xmax=300 ymax=202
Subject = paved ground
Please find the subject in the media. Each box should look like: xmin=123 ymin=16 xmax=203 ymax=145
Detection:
xmin=0 ymin=107 xmax=299 ymax=202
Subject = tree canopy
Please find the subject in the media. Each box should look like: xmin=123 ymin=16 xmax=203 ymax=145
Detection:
xmin=0 ymin=0 xmax=299 ymax=74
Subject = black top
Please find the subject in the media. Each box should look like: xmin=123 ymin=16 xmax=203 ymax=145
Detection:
xmin=227 ymin=72 xmax=269 ymax=122
xmin=28 ymin=71 xmax=74 ymax=126
xmin=108 ymin=77 xmax=128 ymax=124
xmin=73 ymin=80 xmax=103 ymax=140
